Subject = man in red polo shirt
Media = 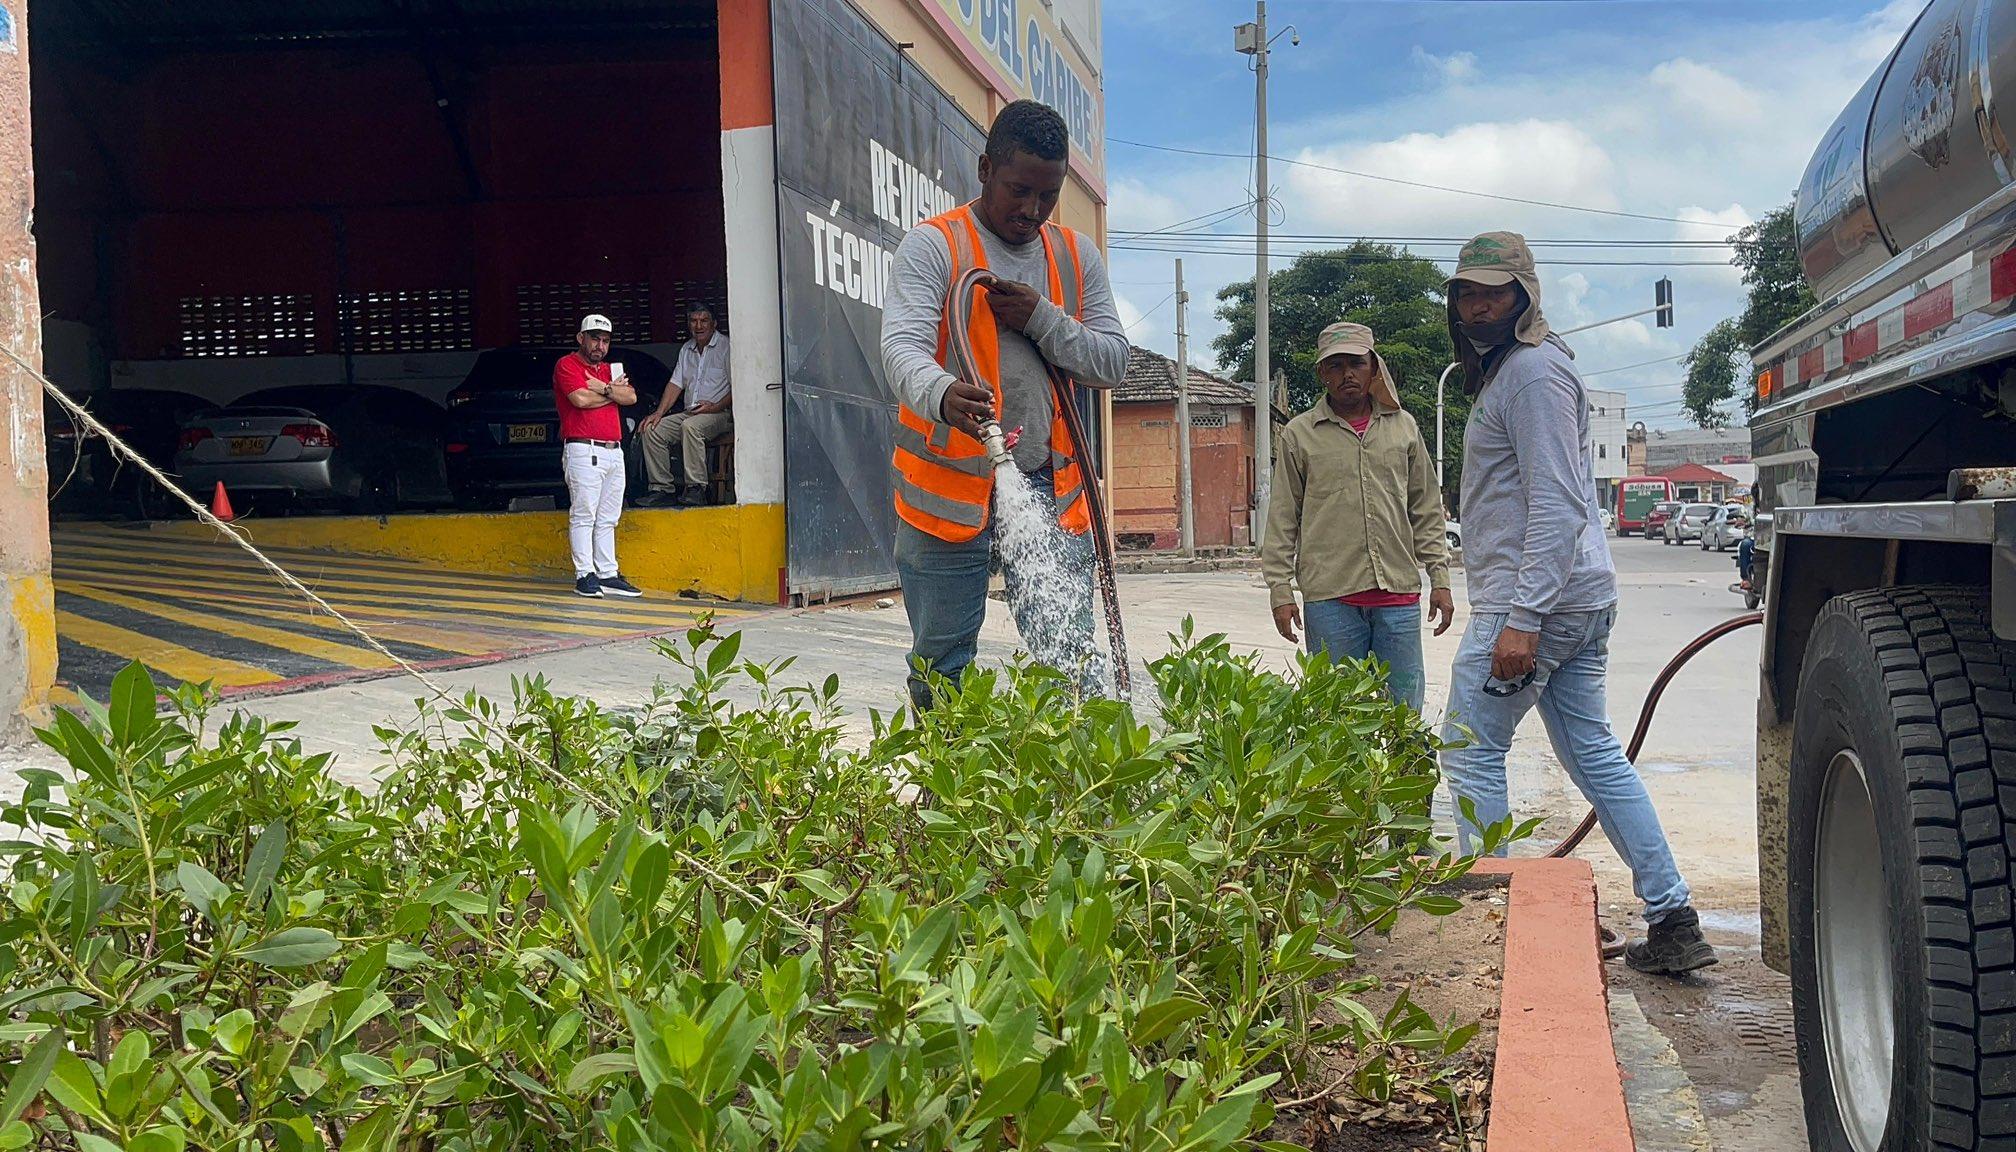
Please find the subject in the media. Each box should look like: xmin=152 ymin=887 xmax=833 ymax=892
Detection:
xmin=554 ymin=314 xmax=644 ymax=599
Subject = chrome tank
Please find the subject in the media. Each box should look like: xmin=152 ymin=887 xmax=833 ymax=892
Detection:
xmin=1797 ymin=0 xmax=2016 ymax=300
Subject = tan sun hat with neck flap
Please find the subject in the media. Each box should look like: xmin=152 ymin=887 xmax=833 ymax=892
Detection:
xmin=1314 ymin=320 xmax=1401 ymax=412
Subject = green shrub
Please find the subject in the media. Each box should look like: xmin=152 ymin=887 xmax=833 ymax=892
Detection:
xmin=0 ymin=622 xmax=1513 ymax=1151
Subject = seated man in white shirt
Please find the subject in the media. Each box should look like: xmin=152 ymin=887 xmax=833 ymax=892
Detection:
xmin=637 ymin=304 xmax=733 ymax=507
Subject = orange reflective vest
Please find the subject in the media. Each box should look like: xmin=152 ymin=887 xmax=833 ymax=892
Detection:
xmin=891 ymin=205 xmax=1092 ymax=543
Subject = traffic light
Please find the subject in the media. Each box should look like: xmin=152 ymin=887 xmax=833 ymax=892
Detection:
xmin=1655 ymin=278 xmax=1674 ymax=328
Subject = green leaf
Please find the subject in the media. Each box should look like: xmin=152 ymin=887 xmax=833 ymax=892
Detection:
xmin=1132 ymin=996 xmax=1210 ymax=1047
xmin=967 ymin=1060 xmax=1042 ymax=1126
xmin=340 ymin=1105 xmax=394 ymax=1152
xmin=564 ymin=1051 xmax=637 ymax=1094
xmin=629 ymin=840 xmax=670 ymax=912
xmin=50 ymin=710 xmax=117 ymax=788
xmin=889 ymin=905 xmax=958 ymax=981
xmin=75 ymin=1134 xmax=124 ymax=1152
xmin=705 ymin=630 xmax=744 ymax=677
xmin=1412 ymin=894 xmax=1463 ymax=917
xmin=243 ymin=820 xmax=288 ymax=910
xmin=128 ymin=1128 xmax=187 ymax=1152
xmin=210 ymin=1010 xmax=255 ymax=1058
xmin=973 ymin=1005 xmax=1038 ymax=1079
xmin=46 ymin=1051 xmax=108 ymax=1125
xmin=340 ymin=1054 xmax=400 ymax=1088
xmin=0 ymin=1029 xmax=64 ymax=1129
xmin=175 ymin=862 xmax=229 ymax=918
xmin=1174 ymin=1094 xmax=1257 ymax=1152
xmin=108 ymin=662 xmax=160 ymax=749
xmin=67 ymin=852 xmax=99 ymax=954
xmin=237 ymin=927 xmax=340 ymax=968
xmin=0 ymin=1121 xmax=32 ymax=1151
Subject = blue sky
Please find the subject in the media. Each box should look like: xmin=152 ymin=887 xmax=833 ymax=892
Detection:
xmin=1095 ymin=0 xmax=1921 ymax=427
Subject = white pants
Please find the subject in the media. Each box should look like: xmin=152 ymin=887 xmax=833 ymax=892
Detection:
xmin=562 ymin=442 xmax=625 ymax=578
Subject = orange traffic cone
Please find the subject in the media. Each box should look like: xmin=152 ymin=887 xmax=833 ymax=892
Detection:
xmin=210 ymin=481 xmax=235 ymax=523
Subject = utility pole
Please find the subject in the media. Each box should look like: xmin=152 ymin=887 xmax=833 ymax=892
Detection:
xmin=1234 ymin=4 xmax=1291 ymax=545
xmin=1174 ymin=260 xmax=1195 ymax=557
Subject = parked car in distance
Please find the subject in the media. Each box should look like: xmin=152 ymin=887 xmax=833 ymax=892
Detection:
xmin=1445 ymin=520 xmax=1462 ymax=553
xmin=1700 ymin=503 xmax=1751 ymax=552
xmin=172 ymin=406 xmax=381 ymax=513
xmin=443 ymin=346 xmax=671 ymax=508
xmin=1643 ymin=500 xmax=1683 ymax=539
xmin=1601 ymin=507 xmax=1617 ymax=533
xmin=1663 ymin=502 xmax=1717 ymax=545
xmin=235 ymin=385 xmax=450 ymax=513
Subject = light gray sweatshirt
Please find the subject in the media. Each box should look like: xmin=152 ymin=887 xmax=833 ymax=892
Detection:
xmin=1458 ymin=337 xmax=1616 ymax=632
xmin=880 ymin=219 xmax=1129 ymax=472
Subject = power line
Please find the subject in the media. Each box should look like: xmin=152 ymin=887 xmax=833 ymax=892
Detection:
xmin=1583 ymin=353 xmax=1687 ymax=377
xmin=1120 ymin=200 xmax=1258 ymax=241
xmin=1109 ymin=242 xmax=1732 ymax=267
xmin=1124 ymin=291 xmax=1178 ymax=332
xmin=1111 ymin=230 xmax=1741 ymax=249
xmin=1108 ymin=136 xmax=1736 ymax=229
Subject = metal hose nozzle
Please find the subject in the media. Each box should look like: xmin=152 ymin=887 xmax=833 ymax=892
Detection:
xmin=978 ymin=420 xmax=1015 ymax=471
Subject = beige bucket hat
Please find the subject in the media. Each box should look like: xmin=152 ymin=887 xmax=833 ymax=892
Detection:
xmin=1446 ymin=231 xmax=1556 ymax=393
xmin=1314 ymin=320 xmax=1401 ymax=411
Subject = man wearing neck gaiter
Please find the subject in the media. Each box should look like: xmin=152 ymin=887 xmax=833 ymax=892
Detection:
xmin=1438 ymin=232 xmax=1714 ymax=976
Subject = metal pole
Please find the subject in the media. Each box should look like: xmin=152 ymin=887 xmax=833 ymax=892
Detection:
xmin=1251 ymin=0 xmax=1273 ymax=547
xmin=1174 ymin=259 xmax=1195 ymax=557
xmin=1435 ymin=362 xmax=1458 ymax=491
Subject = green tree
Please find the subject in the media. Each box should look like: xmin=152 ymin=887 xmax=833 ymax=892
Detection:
xmin=1681 ymin=201 xmax=1817 ymax=427
xmin=1213 ymin=242 xmax=1464 ymax=501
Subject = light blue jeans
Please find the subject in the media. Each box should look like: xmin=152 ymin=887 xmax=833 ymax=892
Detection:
xmin=1440 ymin=607 xmax=1691 ymax=924
xmin=1303 ymin=599 xmax=1425 ymax=712
xmin=894 ymin=468 xmax=1100 ymax=711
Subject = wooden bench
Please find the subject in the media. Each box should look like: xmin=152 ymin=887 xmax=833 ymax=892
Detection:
xmin=706 ymin=434 xmax=735 ymax=505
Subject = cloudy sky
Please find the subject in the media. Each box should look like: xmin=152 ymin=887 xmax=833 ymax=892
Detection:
xmin=1095 ymin=0 xmax=1922 ymax=428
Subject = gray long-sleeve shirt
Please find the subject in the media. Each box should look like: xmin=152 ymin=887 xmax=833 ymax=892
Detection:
xmin=1458 ymin=337 xmax=1616 ymax=632
xmin=880 ymin=218 xmax=1129 ymax=472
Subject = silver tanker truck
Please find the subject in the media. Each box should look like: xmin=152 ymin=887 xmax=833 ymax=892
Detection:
xmin=1755 ymin=1 xmax=2016 ymax=1146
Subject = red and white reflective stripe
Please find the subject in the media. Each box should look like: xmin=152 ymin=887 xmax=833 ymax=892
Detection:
xmin=1777 ymin=247 xmax=2016 ymax=389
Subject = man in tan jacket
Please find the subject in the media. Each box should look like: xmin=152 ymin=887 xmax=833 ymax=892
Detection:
xmin=1263 ymin=321 xmax=1452 ymax=709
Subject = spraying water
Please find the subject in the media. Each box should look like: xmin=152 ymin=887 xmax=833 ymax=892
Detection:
xmin=982 ymin=422 xmax=1120 ymax=700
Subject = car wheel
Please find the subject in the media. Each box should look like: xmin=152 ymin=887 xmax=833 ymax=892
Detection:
xmin=1788 ymin=587 xmax=2016 ymax=1152
xmin=346 ymin=468 xmax=398 ymax=516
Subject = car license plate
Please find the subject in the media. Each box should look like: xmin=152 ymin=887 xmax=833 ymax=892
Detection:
xmin=229 ymin=436 xmax=271 ymax=457
xmin=508 ymin=424 xmax=548 ymax=444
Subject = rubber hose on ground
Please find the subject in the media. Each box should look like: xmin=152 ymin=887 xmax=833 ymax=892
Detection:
xmin=1547 ymin=610 xmax=1764 ymax=858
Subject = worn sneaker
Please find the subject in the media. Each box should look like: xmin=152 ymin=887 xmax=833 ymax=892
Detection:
xmin=600 ymin=575 xmax=643 ymax=598
xmin=574 ymin=574 xmax=603 ymax=598
xmin=1625 ymin=906 xmax=1718 ymax=976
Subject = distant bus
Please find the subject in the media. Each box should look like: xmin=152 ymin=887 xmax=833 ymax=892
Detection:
xmin=1616 ymin=476 xmax=1675 ymax=536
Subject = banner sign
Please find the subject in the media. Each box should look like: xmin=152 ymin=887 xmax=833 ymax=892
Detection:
xmin=772 ymin=0 xmax=985 ymax=596
xmin=918 ymin=0 xmax=1104 ymax=186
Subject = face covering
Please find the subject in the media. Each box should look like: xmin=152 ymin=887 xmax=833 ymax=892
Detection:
xmin=1459 ymin=313 xmax=1520 ymax=348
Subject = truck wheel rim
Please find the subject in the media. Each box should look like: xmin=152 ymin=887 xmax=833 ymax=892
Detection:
xmin=1816 ymin=747 xmax=1892 ymax=1152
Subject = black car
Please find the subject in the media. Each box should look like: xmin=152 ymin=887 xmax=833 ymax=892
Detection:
xmin=443 ymin=347 xmax=672 ymax=508
xmin=44 ymin=388 xmax=208 ymax=520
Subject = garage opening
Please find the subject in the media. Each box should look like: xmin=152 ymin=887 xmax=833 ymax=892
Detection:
xmin=32 ymin=0 xmax=726 ymax=520
xmin=29 ymin=0 xmax=741 ymax=700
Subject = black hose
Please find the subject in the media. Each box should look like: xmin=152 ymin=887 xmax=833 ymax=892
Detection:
xmin=1547 ymin=610 xmax=1763 ymax=858
xmin=1051 ymin=371 xmax=1133 ymax=698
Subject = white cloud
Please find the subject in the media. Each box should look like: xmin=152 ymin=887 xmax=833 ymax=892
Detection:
xmin=1410 ymin=46 xmax=1478 ymax=84
xmin=1651 ymin=58 xmax=1763 ymax=125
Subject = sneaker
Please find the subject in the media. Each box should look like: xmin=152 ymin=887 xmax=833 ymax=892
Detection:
xmin=600 ymin=575 xmax=643 ymax=598
xmin=574 ymin=574 xmax=603 ymax=598
xmin=676 ymin=488 xmax=710 ymax=508
xmin=1624 ymin=906 xmax=1718 ymax=976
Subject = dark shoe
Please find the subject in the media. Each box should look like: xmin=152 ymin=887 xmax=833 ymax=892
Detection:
xmin=574 ymin=575 xmax=603 ymax=598
xmin=634 ymin=491 xmax=675 ymax=509
xmin=676 ymin=488 xmax=710 ymax=507
xmin=1625 ymin=906 xmax=1718 ymax=976
xmin=600 ymin=575 xmax=643 ymax=598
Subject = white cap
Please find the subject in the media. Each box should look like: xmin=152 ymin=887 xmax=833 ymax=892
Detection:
xmin=579 ymin=313 xmax=613 ymax=335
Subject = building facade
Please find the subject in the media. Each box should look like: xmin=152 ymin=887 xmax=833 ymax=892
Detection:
xmin=1588 ymin=388 xmax=1627 ymax=509
xmin=1110 ymin=348 xmax=1254 ymax=551
xmin=1642 ymin=425 xmax=1752 ymax=475
xmin=0 ymin=0 xmax=1106 ymax=730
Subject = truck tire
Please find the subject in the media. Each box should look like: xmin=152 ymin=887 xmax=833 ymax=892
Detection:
xmin=1789 ymin=586 xmax=2016 ymax=1151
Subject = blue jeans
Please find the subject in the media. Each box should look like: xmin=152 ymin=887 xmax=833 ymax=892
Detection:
xmin=1439 ymin=607 xmax=1691 ymax=924
xmin=1303 ymin=599 xmax=1425 ymax=712
xmin=894 ymin=470 xmax=1100 ymax=711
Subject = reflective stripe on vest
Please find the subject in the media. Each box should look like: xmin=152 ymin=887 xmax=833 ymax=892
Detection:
xmin=890 ymin=204 xmax=1092 ymax=543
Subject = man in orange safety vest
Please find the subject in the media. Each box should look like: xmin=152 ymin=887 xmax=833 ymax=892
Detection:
xmin=880 ymin=100 xmax=1131 ymax=711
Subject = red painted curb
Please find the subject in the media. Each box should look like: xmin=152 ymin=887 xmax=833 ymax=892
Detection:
xmin=1472 ymin=857 xmax=1633 ymax=1152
